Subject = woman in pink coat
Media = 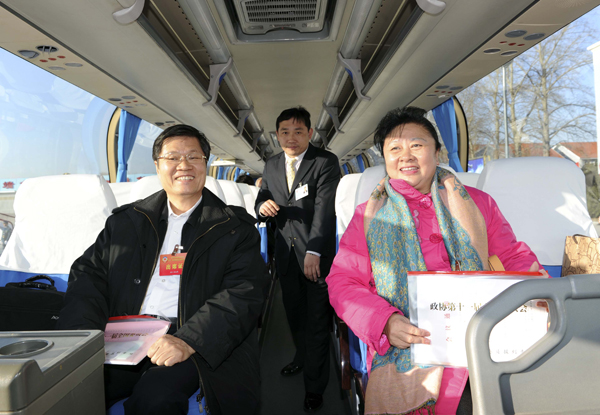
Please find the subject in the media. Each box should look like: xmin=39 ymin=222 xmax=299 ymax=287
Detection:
xmin=326 ymin=107 xmax=541 ymax=415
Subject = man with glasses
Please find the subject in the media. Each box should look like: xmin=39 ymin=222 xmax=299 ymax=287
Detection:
xmin=59 ymin=125 xmax=268 ymax=415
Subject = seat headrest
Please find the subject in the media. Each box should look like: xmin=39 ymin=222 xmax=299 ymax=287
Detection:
xmin=217 ymin=180 xmax=245 ymax=208
xmin=336 ymin=174 xmax=361 ymax=237
xmin=455 ymin=172 xmax=480 ymax=188
xmin=205 ymin=177 xmax=225 ymax=202
xmin=355 ymin=165 xmax=386 ymax=209
xmin=237 ymin=183 xmax=257 ymax=218
xmin=109 ymin=182 xmax=135 ymax=206
xmin=0 ymin=174 xmax=117 ymax=274
xmin=478 ymin=157 xmax=597 ymax=265
xmin=129 ymin=176 xmax=163 ymax=203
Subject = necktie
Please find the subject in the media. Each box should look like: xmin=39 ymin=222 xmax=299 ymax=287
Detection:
xmin=286 ymin=157 xmax=297 ymax=192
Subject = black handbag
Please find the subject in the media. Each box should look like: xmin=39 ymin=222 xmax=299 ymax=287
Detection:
xmin=0 ymin=275 xmax=65 ymax=331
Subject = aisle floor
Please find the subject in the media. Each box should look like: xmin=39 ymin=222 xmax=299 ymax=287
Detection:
xmin=259 ymin=280 xmax=351 ymax=415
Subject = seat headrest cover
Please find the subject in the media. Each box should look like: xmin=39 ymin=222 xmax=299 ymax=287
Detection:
xmin=0 ymin=174 xmax=117 ymax=274
xmin=217 ymin=180 xmax=245 ymax=208
xmin=109 ymin=182 xmax=135 ymax=206
xmin=355 ymin=165 xmax=386 ymax=209
xmin=336 ymin=174 xmax=361 ymax=237
xmin=129 ymin=176 xmax=163 ymax=203
xmin=237 ymin=183 xmax=257 ymax=218
xmin=478 ymin=157 xmax=597 ymax=265
xmin=205 ymin=177 xmax=225 ymax=202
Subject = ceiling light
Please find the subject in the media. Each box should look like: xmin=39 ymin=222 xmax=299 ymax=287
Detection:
xmin=109 ymin=98 xmax=121 ymax=102
xmin=436 ymin=85 xmax=449 ymax=89
xmin=48 ymin=66 xmax=65 ymax=70
xmin=449 ymin=86 xmax=463 ymax=91
xmin=484 ymin=48 xmax=501 ymax=54
xmin=18 ymin=50 xmax=39 ymax=59
xmin=64 ymin=62 xmax=83 ymax=67
xmin=523 ymin=33 xmax=545 ymax=41
xmin=505 ymin=30 xmax=527 ymax=38
xmin=501 ymin=51 xmax=518 ymax=56
xmin=122 ymin=95 xmax=136 ymax=99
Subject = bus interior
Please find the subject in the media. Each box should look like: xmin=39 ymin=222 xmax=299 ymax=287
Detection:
xmin=1 ymin=0 xmax=600 ymax=414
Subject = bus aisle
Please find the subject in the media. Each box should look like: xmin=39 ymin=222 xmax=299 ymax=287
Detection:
xmin=259 ymin=280 xmax=351 ymax=415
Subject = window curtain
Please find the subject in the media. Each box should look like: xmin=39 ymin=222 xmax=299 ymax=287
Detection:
xmin=432 ymin=99 xmax=463 ymax=172
xmin=117 ymin=111 xmax=142 ymax=182
xmin=356 ymin=154 xmax=365 ymax=172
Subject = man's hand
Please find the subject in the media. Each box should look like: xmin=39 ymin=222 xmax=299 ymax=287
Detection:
xmin=259 ymin=200 xmax=280 ymax=217
xmin=147 ymin=334 xmax=195 ymax=366
xmin=304 ymin=254 xmax=320 ymax=282
xmin=384 ymin=313 xmax=431 ymax=349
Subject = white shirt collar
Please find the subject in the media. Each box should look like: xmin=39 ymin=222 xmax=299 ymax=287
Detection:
xmin=284 ymin=147 xmax=309 ymax=164
xmin=167 ymin=195 xmax=203 ymax=219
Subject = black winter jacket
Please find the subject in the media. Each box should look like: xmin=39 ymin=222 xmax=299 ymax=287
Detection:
xmin=58 ymin=188 xmax=269 ymax=414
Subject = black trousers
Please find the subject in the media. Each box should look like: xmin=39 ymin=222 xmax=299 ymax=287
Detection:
xmin=104 ymin=356 xmax=199 ymax=415
xmin=279 ymin=250 xmax=332 ymax=394
xmin=104 ymin=323 xmax=198 ymax=414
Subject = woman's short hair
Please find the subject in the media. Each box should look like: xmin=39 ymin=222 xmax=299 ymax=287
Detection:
xmin=152 ymin=124 xmax=211 ymax=161
xmin=374 ymin=107 xmax=441 ymax=154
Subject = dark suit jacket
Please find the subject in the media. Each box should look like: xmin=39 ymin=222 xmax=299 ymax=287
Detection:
xmin=255 ymin=144 xmax=340 ymax=273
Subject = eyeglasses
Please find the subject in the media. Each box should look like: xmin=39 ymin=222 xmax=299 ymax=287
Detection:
xmin=156 ymin=152 xmax=207 ymax=165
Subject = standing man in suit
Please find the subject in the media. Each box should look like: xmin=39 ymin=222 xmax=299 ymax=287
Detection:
xmin=255 ymin=107 xmax=340 ymax=412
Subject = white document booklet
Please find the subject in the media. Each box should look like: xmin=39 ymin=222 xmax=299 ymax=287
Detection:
xmin=104 ymin=315 xmax=171 ymax=365
xmin=407 ymin=271 xmax=548 ymax=367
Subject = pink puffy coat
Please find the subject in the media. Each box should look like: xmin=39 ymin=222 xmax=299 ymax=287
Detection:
xmin=327 ymin=181 xmax=540 ymax=414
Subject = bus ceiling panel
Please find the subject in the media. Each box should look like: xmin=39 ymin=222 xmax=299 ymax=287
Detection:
xmin=0 ymin=0 xmax=266 ymax=173
xmin=196 ymin=0 xmax=357 ymax=154
xmin=327 ymin=0 xmax=545 ymax=159
xmin=410 ymin=0 xmax=600 ymax=112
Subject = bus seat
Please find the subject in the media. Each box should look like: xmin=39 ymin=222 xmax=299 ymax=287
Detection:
xmin=466 ymin=273 xmax=600 ymax=415
xmin=109 ymin=182 xmax=134 ymax=206
xmin=205 ymin=177 xmax=225 ymax=202
xmin=217 ymin=179 xmax=245 ymax=208
xmin=129 ymin=176 xmax=163 ymax=202
xmin=335 ymin=173 xmax=361 ymax=243
xmin=108 ymin=390 xmax=206 ymax=415
xmin=477 ymin=157 xmax=597 ymax=274
xmin=237 ymin=183 xmax=257 ymax=218
xmin=247 ymin=185 xmax=259 ymax=201
xmin=455 ymin=172 xmax=480 ymax=188
xmin=0 ymin=174 xmax=117 ymax=290
xmin=354 ymin=165 xmax=386 ymax=208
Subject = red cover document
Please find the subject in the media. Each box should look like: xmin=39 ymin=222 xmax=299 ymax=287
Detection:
xmin=104 ymin=315 xmax=171 ymax=365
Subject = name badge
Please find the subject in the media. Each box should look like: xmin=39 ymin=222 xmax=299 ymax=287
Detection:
xmin=159 ymin=253 xmax=187 ymax=276
xmin=295 ymin=183 xmax=309 ymax=201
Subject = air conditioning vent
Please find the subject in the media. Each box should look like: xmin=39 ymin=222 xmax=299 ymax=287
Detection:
xmin=233 ymin=0 xmax=328 ymax=35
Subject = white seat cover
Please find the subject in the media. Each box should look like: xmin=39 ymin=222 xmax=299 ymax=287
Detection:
xmin=237 ymin=183 xmax=257 ymax=218
xmin=217 ymin=180 xmax=245 ymax=208
xmin=109 ymin=182 xmax=135 ymax=206
xmin=455 ymin=172 xmax=480 ymax=188
xmin=355 ymin=165 xmax=386 ymax=209
xmin=205 ymin=177 xmax=225 ymax=202
xmin=335 ymin=174 xmax=361 ymax=238
xmin=478 ymin=157 xmax=597 ymax=266
xmin=0 ymin=174 xmax=117 ymax=274
xmin=129 ymin=176 xmax=163 ymax=203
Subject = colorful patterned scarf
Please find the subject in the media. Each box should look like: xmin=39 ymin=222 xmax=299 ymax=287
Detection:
xmin=364 ymin=167 xmax=488 ymax=415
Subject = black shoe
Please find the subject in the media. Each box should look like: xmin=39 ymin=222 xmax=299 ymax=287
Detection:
xmin=303 ymin=392 xmax=323 ymax=413
xmin=280 ymin=362 xmax=303 ymax=376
